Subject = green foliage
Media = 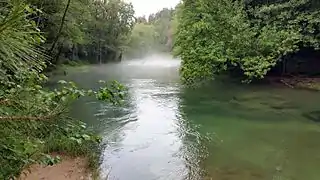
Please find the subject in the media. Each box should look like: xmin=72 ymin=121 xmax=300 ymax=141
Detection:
xmin=149 ymin=8 xmax=175 ymax=51
xmin=125 ymin=7 xmax=177 ymax=58
xmin=125 ymin=23 xmax=157 ymax=57
xmin=0 ymin=1 xmax=127 ymax=179
xmin=0 ymin=77 xmax=125 ymax=179
xmin=85 ymin=0 xmax=135 ymax=62
xmin=25 ymin=0 xmax=135 ymax=64
xmin=43 ymin=120 xmax=101 ymax=157
xmin=174 ymin=0 xmax=320 ymax=84
xmin=0 ymin=0 xmax=47 ymax=84
xmin=246 ymin=0 xmax=320 ymax=49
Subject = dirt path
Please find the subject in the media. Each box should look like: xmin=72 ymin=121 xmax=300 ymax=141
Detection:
xmin=19 ymin=155 xmax=92 ymax=180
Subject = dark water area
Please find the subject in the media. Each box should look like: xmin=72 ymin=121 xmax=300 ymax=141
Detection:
xmin=51 ymin=54 xmax=320 ymax=180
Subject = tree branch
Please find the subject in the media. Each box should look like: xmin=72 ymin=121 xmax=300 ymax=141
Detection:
xmin=0 ymin=113 xmax=62 ymax=121
xmin=49 ymin=0 xmax=71 ymax=53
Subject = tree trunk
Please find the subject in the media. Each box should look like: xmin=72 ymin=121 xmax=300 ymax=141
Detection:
xmin=96 ymin=40 xmax=102 ymax=64
xmin=49 ymin=0 xmax=71 ymax=53
xmin=99 ymin=40 xmax=102 ymax=64
xmin=54 ymin=45 xmax=64 ymax=65
xmin=72 ymin=44 xmax=76 ymax=60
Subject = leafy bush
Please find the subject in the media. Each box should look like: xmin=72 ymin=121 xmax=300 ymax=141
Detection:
xmin=0 ymin=79 xmax=125 ymax=179
xmin=174 ymin=0 xmax=320 ymax=84
xmin=0 ymin=2 xmax=126 ymax=178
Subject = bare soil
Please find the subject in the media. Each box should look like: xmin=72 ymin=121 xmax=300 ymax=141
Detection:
xmin=19 ymin=155 xmax=92 ymax=180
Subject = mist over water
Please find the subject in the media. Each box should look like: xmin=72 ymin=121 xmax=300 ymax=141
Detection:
xmin=126 ymin=54 xmax=180 ymax=67
xmin=56 ymin=53 xmax=320 ymax=180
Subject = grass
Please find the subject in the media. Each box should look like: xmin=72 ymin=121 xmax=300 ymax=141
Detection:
xmin=0 ymin=117 xmax=101 ymax=179
xmin=43 ymin=119 xmax=101 ymax=177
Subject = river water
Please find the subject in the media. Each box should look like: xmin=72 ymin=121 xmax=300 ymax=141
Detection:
xmin=56 ymin=54 xmax=320 ymax=180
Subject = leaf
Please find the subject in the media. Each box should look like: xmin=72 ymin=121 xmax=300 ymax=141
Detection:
xmin=81 ymin=134 xmax=91 ymax=141
xmin=25 ymin=5 xmax=33 ymax=13
xmin=58 ymin=80 xmax=67 ymax=84
xmin=61 ymin=96 xmax=67 ymax=102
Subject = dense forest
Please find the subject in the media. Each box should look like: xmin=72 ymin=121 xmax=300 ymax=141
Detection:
xmin=28 ymin=0 xmax=135 ymax=64
xmin=0 ymin=0 xmax=128 ymax=178
xmin=125 ymin=8 xmax=178 ymax=58
xmin=173 ymin=0 xmax=320 ymax=84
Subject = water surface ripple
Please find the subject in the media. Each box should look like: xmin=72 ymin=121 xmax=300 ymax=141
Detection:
xmin=55 ymin=54 xmax=320 ymax=180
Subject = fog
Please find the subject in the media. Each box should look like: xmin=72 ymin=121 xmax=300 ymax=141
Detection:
xmin=124 ymin=53 xmax=180 ymax=67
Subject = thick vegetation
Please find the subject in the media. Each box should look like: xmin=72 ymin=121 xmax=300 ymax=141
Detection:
xmin=174 ymin=0 xmax=320 ymax=84
xmin=24 ymin=0 xmax=134 ymax=65
xmin=0 ymin=0 xmax=127 ymax=179
xmin=125 ymin=8 xmax=178 ymax=58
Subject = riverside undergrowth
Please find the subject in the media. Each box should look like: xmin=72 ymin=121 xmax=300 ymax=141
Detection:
xmin=0 ymin=74 xmax=125 ymax=179
xmin=174 ymin=0 xmax=320 ymax=84
xmin=0 ymin=2 xmax=127 ymax=179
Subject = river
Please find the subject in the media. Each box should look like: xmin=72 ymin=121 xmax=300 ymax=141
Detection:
xmin=54 ymin=54 xmax=320 ymax=180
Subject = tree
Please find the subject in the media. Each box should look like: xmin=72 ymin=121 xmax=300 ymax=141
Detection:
xmin=148 ymin=8 xmax=175 ymax=52
xmin=23 ymin=0 xmax=135 ymax=65
xmin=0 ymin=1 xmax=126 ymax=178
xmin=49 ymin=0 xmax=71 ymax=54
xmin=125 ymin=23 xmax=157 ymax=57
xmin=173 ymin=0 xmax=319 ymax=84
xmin=124 ymin=7 xmax=178 ymax=58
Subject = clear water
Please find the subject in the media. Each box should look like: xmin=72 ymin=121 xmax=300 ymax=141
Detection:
xmin=54 ymin=54 xmax=320 ymax=180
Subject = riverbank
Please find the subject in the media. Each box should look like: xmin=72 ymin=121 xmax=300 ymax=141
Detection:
xmin=45 ymin=61 xmax=91 ymax=77
xmin=19 ymin=154 xmax=92 ymax=180
xmin=266 ymin=76 xmax=320 ymax=91
xmin=0 ymin=116 xmax=101 ymax=179
xmin=0 ymin=75 xmax=124 ymax=179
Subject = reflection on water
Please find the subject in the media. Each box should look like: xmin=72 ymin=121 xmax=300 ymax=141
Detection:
xmin=99 ymin=79 xmax=185 ymax=180
xmin=53 ymin=55 xmax=320 ymax=180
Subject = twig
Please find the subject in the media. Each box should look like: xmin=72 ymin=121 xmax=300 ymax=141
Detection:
xmin=0 ymin=112 xmax=62 ymax=121
xmin=49 ymin=0 xmax=71 ymax=53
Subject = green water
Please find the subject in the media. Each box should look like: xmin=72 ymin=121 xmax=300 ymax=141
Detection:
xmin=55 ymin=55 xmax=320 ymax=180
